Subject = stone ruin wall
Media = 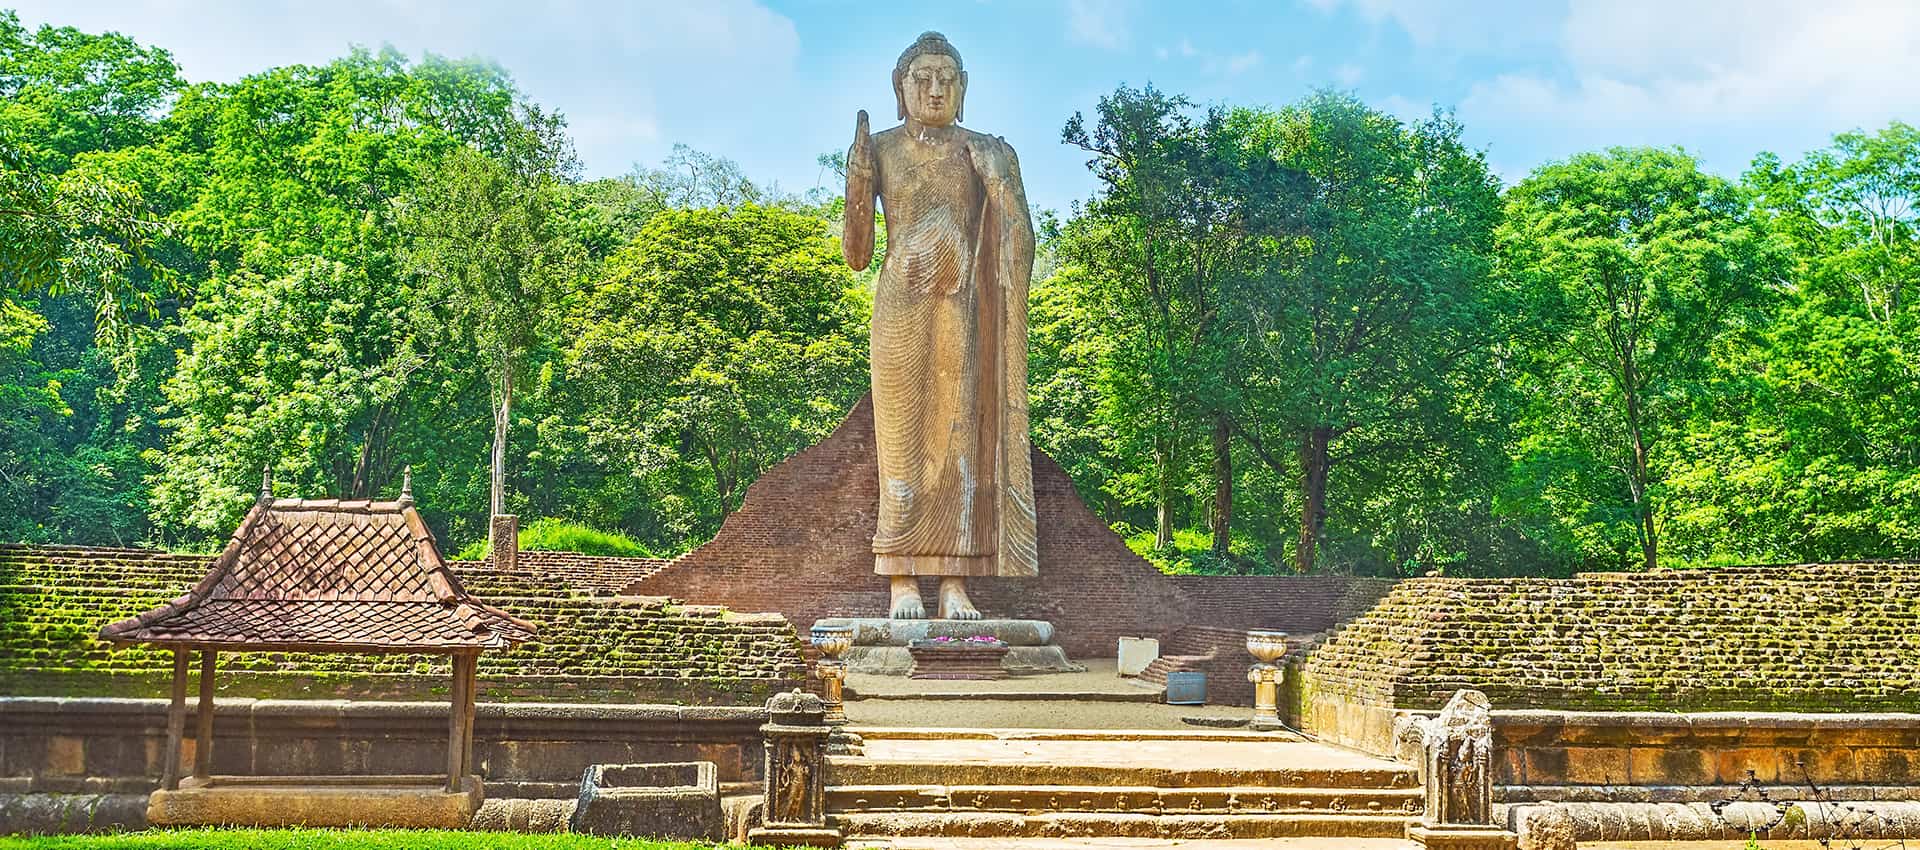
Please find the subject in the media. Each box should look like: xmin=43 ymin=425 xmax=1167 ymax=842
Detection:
xmin=1291 ymin=562 xmax=1920 ymax=798
xmin=0 ymin=696 xmax=765 ymax=834
xmin=0 ymin=543 xmax=804 ymax=704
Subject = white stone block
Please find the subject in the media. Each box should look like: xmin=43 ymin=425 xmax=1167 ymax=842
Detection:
xmin=1116 ymin=637 xmax=1160 ymax=676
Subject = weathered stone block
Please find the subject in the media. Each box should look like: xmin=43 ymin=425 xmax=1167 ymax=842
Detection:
xmin=1563 ymin=747 xmax=1628 ymax=785
xmin=1628 ymin=747 xmax=1712 ymax=785
xmin=569 ymin=762 xmax=721 ymax=840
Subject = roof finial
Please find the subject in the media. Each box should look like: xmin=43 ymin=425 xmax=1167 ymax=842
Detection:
xmin=259 ymin=463 xmax=273 ymax=502
xmin=399 ymin=465 xmax=413 ymax=504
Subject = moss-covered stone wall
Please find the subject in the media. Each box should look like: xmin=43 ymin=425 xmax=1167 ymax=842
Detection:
xmin=0 ymin=544 xmax=804 ymax=704
xmin=1300 ymin=562 xmax=1920 ymax=718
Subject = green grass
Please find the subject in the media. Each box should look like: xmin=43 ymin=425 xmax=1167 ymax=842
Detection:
xmin=455 ymin=518 xmax=655 ymax=561
xmin=0 ymin=828 xmax=736 ymax=850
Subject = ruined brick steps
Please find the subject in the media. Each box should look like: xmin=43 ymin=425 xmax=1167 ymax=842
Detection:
xmin=827 ymin=783 xmax=1421 ymax=814
xmin=826 ymin=810 xmax=1414 ymax=839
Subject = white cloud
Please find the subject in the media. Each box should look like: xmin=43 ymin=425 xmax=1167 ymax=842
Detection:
xmin=1065 ymin=0 xmax=1133 ymax=50
xmin=1300 ymin=0 xmax=1559 ymax=51
xmin=8 ymin=0 xmax=802 ymax=179
xmin=1154 ymin=38 xmax=1261 ymax=76
xmin=1334 ymin=62 xmax=1365 ymax=86
xmin=1462 ymin=0 xmax=1920 ymax=134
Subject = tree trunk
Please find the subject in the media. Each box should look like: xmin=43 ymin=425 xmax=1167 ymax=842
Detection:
xmin=490 ymin=366 xmax=512 ymax=517
xmin=1621 ymin=366 xmax=1658 ymax=571
xmin=1294 ymin=425 xmax=1332 ymax=573
xmin=1210 ymin=413 xmax=1232 ymax=559
xmin=1153 ymin=434 xmax=1174 ymax=550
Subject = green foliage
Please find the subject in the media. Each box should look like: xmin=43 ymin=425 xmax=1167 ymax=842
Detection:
xmin=1496 ymin=147 xmax=1789 ymax=570
xmin=564 ymin=203 xmax=867 ymax=550
xmin=455 ymin=517 xmax=654 ymax=561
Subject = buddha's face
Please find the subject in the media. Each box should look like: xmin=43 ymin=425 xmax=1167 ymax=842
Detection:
xmin=901 ymin=53 xmax=964 ymax=127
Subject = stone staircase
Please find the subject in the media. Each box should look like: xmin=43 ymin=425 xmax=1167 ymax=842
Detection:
xmin=824 ymin=729 xmax=1421 ymax=840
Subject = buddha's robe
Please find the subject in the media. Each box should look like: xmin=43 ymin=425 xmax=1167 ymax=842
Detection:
xmin=847 ymin=125 xmax=1037 ymax=578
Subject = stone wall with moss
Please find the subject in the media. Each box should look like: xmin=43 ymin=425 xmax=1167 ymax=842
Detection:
xmin=1298 ymin=562 xmax=1920 ymax=725
xmin=0 ymin=544 xmax=804 ymax=704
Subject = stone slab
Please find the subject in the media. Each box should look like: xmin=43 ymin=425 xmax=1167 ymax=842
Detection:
xmin=818 ymin=618 xmax=1057 ymax=647
xmin=145 ymin=775 xmax=481 ymax=828
xmin=845 ymin=646 xmax=1080 ymax=676
xmin=1117 ymin=637 xmax=1160 ymax=676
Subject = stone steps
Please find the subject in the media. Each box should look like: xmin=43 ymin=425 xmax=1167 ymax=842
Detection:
xmin=823 ymin=732 xmax=1421 ymax=841
xmin=828 ymin=783 xmax=1422 ymax=814
xmin=828 ymin=760 xmax=1416 ymax=790
xmin=827 ymin=810 xmax=1414 ymax=839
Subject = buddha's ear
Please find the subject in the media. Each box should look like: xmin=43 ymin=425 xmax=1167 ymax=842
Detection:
xmin=956 ymin=70 xmax=968 ymax=123
xmin=894 ymin=68 xmax=909 ymax=121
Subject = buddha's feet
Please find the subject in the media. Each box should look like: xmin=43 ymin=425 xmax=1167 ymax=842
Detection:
xmin=888 ymin=576 xmax=925 ymax=619
xmin=938 ymin=576 xmax=981 ymax=620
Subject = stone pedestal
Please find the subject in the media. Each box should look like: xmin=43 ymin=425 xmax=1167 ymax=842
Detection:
xmin=747 ymin=691 xmax=842 ymax=848
xmin=814 ymin=617 xmax=1079 ymax=676
xmin=907 ymin=639 xmax=1011 ymax=680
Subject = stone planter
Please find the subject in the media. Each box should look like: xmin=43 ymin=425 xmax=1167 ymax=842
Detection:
xmin=570 ymin=761 xmax=721 ymax=840
xmin=906 ymin=638 xmax=1010 ymax=680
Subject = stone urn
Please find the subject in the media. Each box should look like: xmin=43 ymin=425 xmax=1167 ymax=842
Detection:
xmin=906 ymin=636 xmax=1010 ymax=680
xmin=1246 ymin=629 xmax=1290 ymax=664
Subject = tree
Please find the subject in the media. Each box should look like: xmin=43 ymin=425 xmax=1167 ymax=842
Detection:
xmin=145 ymin=50 xmax=544 ymax=541
xmin=1230 ymin=93 xmax=1505 ymax=573
xmin=1060 ymin=85 xmax=1288 ymax=557
xmin=1498 ymin=148 xmax=1787 ymax=570
xmin=566 ymin=204 xmax=866 ymax=549
xmin=1660 ymin=125 xmax=1920 ymax=564
xmin=402 ymin=109 xmax=583 ymax=517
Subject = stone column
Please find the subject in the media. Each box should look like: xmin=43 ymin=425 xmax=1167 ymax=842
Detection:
xmin=1407 ymin=689 xmax=1518 ymax=850
xmin=490 ymin=514 xmax=519 ymax=573
xmin=747 ymin=690 xmax=842 ymax=847
xmin=1245 ymin=629 xmax=1288 ymax=731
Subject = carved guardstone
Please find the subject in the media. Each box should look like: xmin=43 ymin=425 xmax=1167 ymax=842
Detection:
xmin=1407 ymin=690 xmax=1518 ymax=850
xmin=747 ymin=691 xmax=842 ymax=847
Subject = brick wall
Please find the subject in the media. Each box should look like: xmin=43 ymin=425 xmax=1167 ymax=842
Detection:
xmin=1297 ymin=562 xmax=1920 ymax=745
xmin=509 ymin=551 xmax=669 ymax=595
xmin=1168 ymin=575 xmax=1397 ymax=634
xmin=625 ymin=396 xmax=1204 ymax=659
xmin=0 ymin=544 xmax=802 ymax=704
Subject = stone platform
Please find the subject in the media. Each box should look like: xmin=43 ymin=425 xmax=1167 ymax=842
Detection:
xmin=817 ymin=618 xmax=1082 ymax=676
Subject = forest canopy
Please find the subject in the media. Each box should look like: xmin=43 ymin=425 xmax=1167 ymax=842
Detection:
xmin=3 ymin=11 xmax=1915 ymax=576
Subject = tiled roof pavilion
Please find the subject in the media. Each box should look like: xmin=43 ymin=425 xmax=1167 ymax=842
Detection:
xmin=100 ymin=469 xmax=532 ymax=802
xmin=102 ymin=476 xmax=534 ymax=652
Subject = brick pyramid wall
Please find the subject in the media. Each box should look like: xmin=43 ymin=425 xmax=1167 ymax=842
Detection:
xmin=1300 ymin=562 xmax=1920 ymax=712
xmin=625 ymin=396 xmax=1199 ymax=658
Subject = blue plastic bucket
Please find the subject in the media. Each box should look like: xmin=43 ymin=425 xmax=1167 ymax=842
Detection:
xmin=1165 ymin=671 xmax=1206 ymax=705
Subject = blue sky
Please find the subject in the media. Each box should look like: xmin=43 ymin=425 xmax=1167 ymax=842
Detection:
xmin=15 ymin=1 xmax=1920 ymax=214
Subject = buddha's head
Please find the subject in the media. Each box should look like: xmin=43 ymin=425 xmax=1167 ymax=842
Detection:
xmin=893 ymin=32 xmax=965 ymax=126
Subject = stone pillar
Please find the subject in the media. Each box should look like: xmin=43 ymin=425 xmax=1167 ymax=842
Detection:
xmin=1245 ymin=629 xmax=1288 ymax=731
xmin=490 ymin=514 xmax=519 ymax=573
xmin=1407 ymin=690 xmax=1518 ymax=850
xmin=747 ymin=690 xmax=842 ymax=847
